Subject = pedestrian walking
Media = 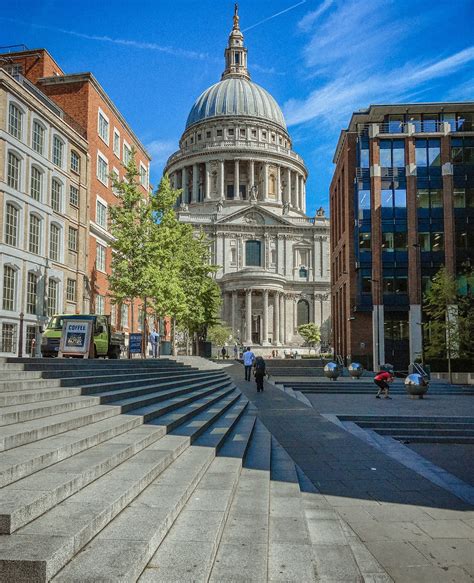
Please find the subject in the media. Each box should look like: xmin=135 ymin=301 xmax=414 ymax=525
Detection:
xmin=233 ymin=344 xmax=238 ymax=359
xmin=253 ymin=356 xmax=267 ymax=392
xmin=149 ymin=329 xmax=160 ymax=358
xmin=221 ymin=346 xmax=227 ymax=360
xmin=243 ymin=346 xmax=255 ymax=381
xmin=374 ymin=369 xmax=394 ymax=399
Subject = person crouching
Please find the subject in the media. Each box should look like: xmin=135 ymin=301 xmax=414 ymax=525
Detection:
xmin=374 ymin=369 xmax=394 ymax=399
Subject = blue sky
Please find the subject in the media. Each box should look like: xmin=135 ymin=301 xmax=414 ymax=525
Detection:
xmin=1 ymin=0 xmax=473 ymax=214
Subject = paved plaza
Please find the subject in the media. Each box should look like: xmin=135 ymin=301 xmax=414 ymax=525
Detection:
xmin=228 ymin=364 xmax=474 ymax=582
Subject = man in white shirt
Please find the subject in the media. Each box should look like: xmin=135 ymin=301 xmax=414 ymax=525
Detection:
xmin=243 ymin=346 xmax=255 ymax=381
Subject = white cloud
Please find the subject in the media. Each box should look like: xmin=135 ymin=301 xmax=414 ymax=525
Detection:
xmin=297 ymin=0 xmax=334 ymax=32
xmin=285 ymin=0 xmax=474 ymax=127
xmin=284 ymin=46 xmax=474 ymax=127
xmin=146 ymin=139 xmax=177 ymax=168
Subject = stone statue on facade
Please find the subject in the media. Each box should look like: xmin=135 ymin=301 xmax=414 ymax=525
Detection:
xmin=282 ymin=201 xmax=290 ymax=215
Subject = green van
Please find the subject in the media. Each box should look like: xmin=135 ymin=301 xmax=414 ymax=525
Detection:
xmin=41 ymin=314 xmax=124 ymax=358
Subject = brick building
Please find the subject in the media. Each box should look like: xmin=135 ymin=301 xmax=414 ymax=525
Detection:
xmin=0 ymin=49 xmax=151 ymax=337
xmin=331 ymin=103 xmax=474 ymax=371
xmin=0 ymin=67 xmax=89 ymax=355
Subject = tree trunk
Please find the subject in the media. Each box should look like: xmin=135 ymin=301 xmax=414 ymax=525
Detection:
xmin=172 ymin=318 xmax=177 ymax=356
xmin=129 ymin=301 xmax=134 ymax=359
xmin=142 ymin=297 xmax=147 ymax=359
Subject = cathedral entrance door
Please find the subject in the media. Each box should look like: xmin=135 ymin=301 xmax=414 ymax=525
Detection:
xmin=252 ymin=315 xmax=261 ymax=345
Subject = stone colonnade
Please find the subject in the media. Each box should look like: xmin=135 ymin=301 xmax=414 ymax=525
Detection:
xmin=223 ymin=288 xmax=327 ymax=346
xmin=169 ymin=159 xmax=306 ymax=213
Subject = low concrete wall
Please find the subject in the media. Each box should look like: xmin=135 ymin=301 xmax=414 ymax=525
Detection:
xmin=431 ymin=372 xmax=474 ymax=385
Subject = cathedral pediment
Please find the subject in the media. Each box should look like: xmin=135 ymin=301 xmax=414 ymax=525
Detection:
xmin=216 ymin=207 xmax=294 ymax=226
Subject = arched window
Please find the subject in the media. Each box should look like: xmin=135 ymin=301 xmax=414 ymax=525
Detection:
xmin=7 ymin=151 xmax=21 ymax=190
xmin=8 ymin=103 xmax=23 ymax=140
xmin=49 ymin=223 xmax=61 ymax=261
xmin=32 ymin=120 xmax=45 ymax=155
xmin=29 ymin=214 xmax=41 ymax=254
xmin=47 ymin=278 xmax=59 ymax=316
xmin=51 ymin=178 xmax=63 ymax=212
xmin=297 ymin=299 xmax=310 ymax=326
xmin=5 ymin=203 xmax=19 ymax=246
xmin=30 ymin=166 xmax=43 ymax=201
xmin=26 ymin=272 xmax=38 ymax=314
xmin=52 ymin=136 xmax=64 ymax=167
xmin=245 ymin=240 xmax=261 ymax=267
xmin=2 ymin=265 xmax=16 ymax=311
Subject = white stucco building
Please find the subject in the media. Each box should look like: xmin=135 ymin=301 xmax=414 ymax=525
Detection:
xmin=165 ymin=8 xmax=330 ymax=351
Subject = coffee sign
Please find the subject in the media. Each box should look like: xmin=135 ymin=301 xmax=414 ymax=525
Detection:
xmin=59 ymin=320 xmax=93 ymax=357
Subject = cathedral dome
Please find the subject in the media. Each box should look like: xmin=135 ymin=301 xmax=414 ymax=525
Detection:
xmin=185 ymin=77 xmax=287 ymax=131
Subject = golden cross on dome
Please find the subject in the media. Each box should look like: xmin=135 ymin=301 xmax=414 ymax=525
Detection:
xmin=233 ymin=3 xmax=240 ymax=29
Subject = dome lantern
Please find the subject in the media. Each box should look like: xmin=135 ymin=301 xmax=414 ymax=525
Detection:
xmin=222 ymin=4 xmax=250 ymax=81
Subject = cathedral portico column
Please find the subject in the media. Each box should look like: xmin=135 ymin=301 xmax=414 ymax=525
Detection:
xmin=182 ymin=167 xmax=188 ymax=203
xmin=276 ymin=165 xmax=281 ymax=203
xmin=219 ymin=159 xmax=225 ymax=199
xmin=279 ymin=293 xmax=285 ymax=344
xmin=249 ymin=160 xmax=255 ymax=194
xmin=262 ymin=289 xmax=269 ymax=345
xmin=263 ymin=162 xmax=269 ymax=201
xmin=234 ymin=159 xmax=240 ymax=200
xmin=192 ymin=163 xmax=199 ymax=203
xmin=302 ymin=179 xmax=306 ymax=213
xmin=231 ymin=290 xmax=237 ymax=335
xmin=274 ymin=292 xmax=280 ymax=345
xmin=286 ymin=168 xmax=292 ymax=207
xmin=205 ymin=162 xmax=211 ymax=200
xmin=295 ymin=172 xmax=300 ymax=210
xmin=245 ymin=289 xmax=252 ymax=345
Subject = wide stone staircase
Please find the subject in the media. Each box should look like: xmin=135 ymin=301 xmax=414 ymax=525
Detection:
xmin=267 ymin=358 xmax=326 ymax=378
xmin=0 ymin=357 xmax=384 ymax=582
xmin=279 ymin=379 xmax=474 ymax=395
xmin=337 ymin=414 xmax=474 ymax=444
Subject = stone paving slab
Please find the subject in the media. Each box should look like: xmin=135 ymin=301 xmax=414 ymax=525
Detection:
xmin=226 ymin=363 xmax=474 ymax=583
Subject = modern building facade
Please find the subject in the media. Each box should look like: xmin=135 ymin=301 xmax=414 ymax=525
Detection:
xmin=165 ymin=8 xmax=331 ymax=350
xmin=0 ymin=48 xmax=151 ymax=341
xmin=0 ymin=68 xmax=89 ymax=356
xmin=331 ymin=103 xmax=474 ymax=370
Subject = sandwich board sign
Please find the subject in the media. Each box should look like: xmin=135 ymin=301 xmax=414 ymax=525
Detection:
xmin=59 ymin=319 xmax=93 ymax=358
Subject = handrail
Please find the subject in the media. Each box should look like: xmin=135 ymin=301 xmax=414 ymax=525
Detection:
xmin=413 ymin=362 xmax=428 ymax=377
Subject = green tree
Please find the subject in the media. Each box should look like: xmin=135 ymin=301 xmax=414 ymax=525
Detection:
xmin=108 ymin=150 xmax=153 ymax=353
xmin=423 ymin=266 xmax=474 ymax=381
xmin=207 ymin=324 xmax=233 ymax=347
xmin=149 ymin=175 xmax=221 ymax=355
xmin=297 ymin=323 xmax=321 ymax=347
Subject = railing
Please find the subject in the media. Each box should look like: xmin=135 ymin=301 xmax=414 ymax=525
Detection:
xmin=355 ymin=167 xmax=370 ymax=180
xmin=381 ymin=166 xmax=406 ymax=178
xmin=358 ymin=120 xmax=449 ymax=136
xmin=166 ymin=140 xmax=305 ymax=167
xmin=413 ymin=362 xmax=429 ymax=378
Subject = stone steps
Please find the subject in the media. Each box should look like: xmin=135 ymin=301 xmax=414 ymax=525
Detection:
xmin=338 ymin=414 xmax=474 ymax=445
xmin=0 ymin=384 xmax=239 ymax=535
xmin=0 ymin=404 xmax=122 ymax=452
xmin=267 ymin=438 xmax=317 ymax=582
xmin=0 ymin=395 xmax=102 ymax=427
xmin=0 ymin=386 xmax=83 ymax=407
xmin=207 ymin=418 xmax=272 ymax=582
xmin=0 ymin=367 xmax=218 ymax=392
xmin=0 ymin=414 xmax=143 ymax=488
xmin=0 ymin=390 xmax=247 ymax=582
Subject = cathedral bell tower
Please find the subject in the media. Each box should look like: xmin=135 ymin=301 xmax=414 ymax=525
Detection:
xmin=221 ymin=4 xmax=250 ymax=81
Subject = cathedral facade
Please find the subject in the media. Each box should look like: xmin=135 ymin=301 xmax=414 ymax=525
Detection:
xmin=164 ymin=8 xmax=331 ymax=351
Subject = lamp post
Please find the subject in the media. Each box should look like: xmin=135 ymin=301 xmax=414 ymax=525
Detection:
xmin=37 ymin=258 xmax=50 ymax=357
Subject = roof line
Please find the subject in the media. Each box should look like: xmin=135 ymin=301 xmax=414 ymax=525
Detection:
xmin=38 ymin=71 xmax=151 ymax=160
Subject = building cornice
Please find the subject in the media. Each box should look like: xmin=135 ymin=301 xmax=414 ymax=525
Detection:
xmin=38 ymin=72 xmax=151 ymax=160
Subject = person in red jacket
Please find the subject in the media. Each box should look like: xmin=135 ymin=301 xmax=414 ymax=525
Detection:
xmin=374 ymin=370 xmax=394 ymax=399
